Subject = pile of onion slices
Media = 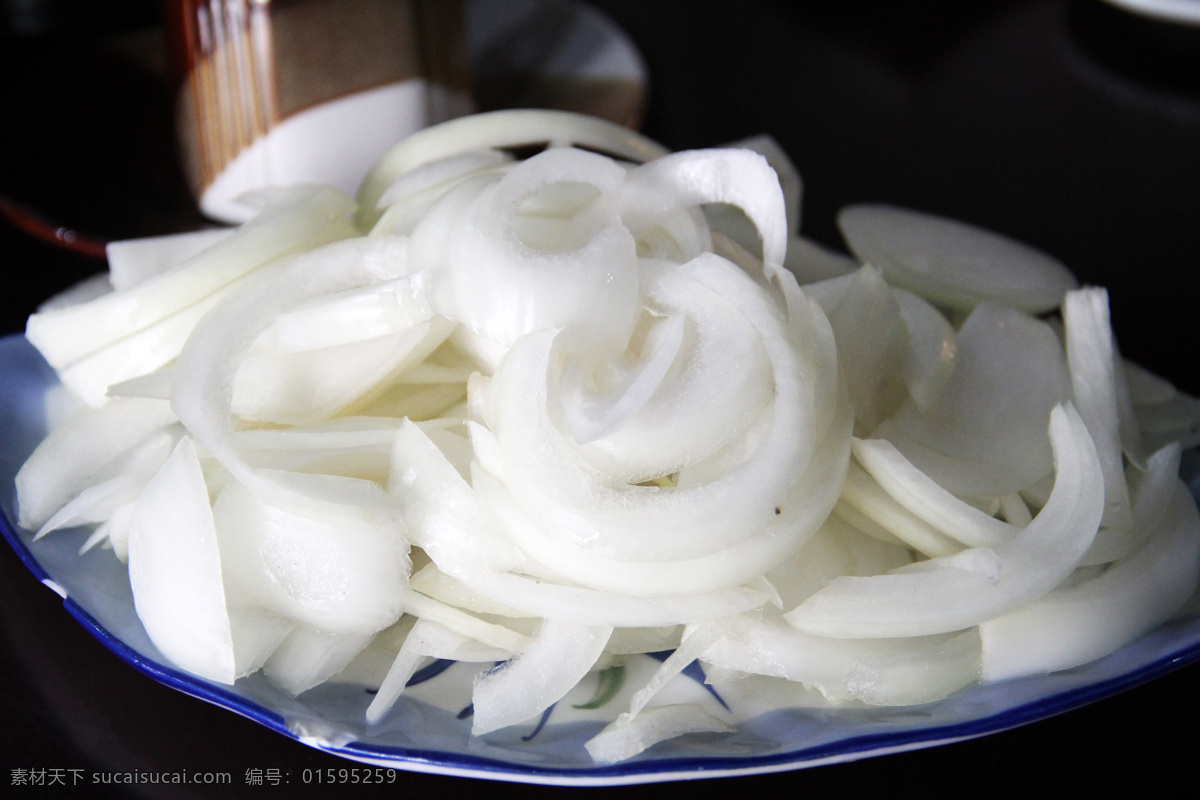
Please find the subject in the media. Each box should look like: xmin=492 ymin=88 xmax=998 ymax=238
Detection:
xmin=16 ymin=110 xmax=1200 ymax=764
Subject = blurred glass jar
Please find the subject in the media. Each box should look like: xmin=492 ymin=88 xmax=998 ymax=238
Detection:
xmin=167 ymin=0 xmax=473 ymax=223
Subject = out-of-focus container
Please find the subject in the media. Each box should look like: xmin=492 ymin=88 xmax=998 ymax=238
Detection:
xmin=167 ymin=0 xmax=473 ymax=223
xmin=1099 ymin=0 xmax=1200 ymax=26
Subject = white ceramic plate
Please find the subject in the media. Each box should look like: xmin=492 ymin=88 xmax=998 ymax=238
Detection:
xmin=4 ymin=332 xmax=1200 ymax=785
xmin=1099 ymin=0 xmax=1200 ymax=26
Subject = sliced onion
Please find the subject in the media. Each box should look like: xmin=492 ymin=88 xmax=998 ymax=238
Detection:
xmin=483 ymin=252 xmax=844 ymax=591
xmin=584 ymin=704 xmax=734 ymax=765
xmin=700 ymin=614 xmax=982 ymax=706
xmin=16 ymin=111 xmax=1200 ymax=764
xmin=852 ymin=437 xmax=1018 ymax=548
xmin=980 ymin=466 xmax=1200 ymax=681
xmin=813 ymin=265 xmax=907 ymax=434
xmin=787 ymin=403 xmax=1105 ymax=638
xmin=213 ymin=480 xmax=409 ymax=636
xmin=837 ymin=204 xmax=1078 ymax=313
xmin=471 ymin=619 xmax=612 ymax=735
xmin=357 ymin=108 xmax=669 ymax=227
xmin=27 ymin=186 xmax=357 ymax=370
xmin=837 ymin=461 xmax=963 ymax=558
xmin=874 ymin=302 xmax=1072 ymax=497
xmin=170 ymin=235 xmax=412 ymax=511
xmin=16 ymin=397 xmax=178 ymax=530
xmin=105 ymin=227 xmax=234 ymax=291
xmin=409 ymin=147 xmax=640 ymax=350
xmin=262 ymin=626 xmax=374 ymax=696
xmin=893 ymin=288 xmax=956 ymax=412
xmin=621 ymin=148 xmax=788 ymax=270
xmin=1063 ymin=287 xmax=1134 ymax=530
xmin=126 ymin=437 xmax=236 ymax=684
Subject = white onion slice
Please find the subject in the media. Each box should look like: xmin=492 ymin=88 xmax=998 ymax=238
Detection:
xmin=126 ymin=437 xmax=236 ymax=684
xmin=565 ymin=259 xmax=773 ymax=478
xmin=409 ymin=147 xmax=640 ymax=350
xmin=372 ymin=150 xmax=515 ymax=237
xmin=365 ymin=619 xmax=438 ymax=726
xmin=874 ymin=302 xmax=1071 ymax=497
xmin=560 ymin=312 xmax=686 ymax=447
xmin=170 ymin=235 xmax=411 ymax=509
xmin=725 ymin=134 xmax=802 ymax=235
xmin=852 ymin=437 xmax=1018 ymax=548
xmin=213 ymin=480 xmax=409 ymax=636
xmin=837 ymin=204 xmax=1078 ymax=313
xmin=256 ymin=271 xmax=431 ymax=353
xmin=838 ymin=461 xmax=963 ymax=558
xmin=57 ymin=292 xmax=228 ymax=406
xmin=485 ymin=252 xmax=840 ymax=588
xmin=621 ymin=148 xmax=787 ymax=270
xmin=387 ymin=419 xmax=524 ymax=575
xmin=893 ymin=288 xmax=956 ymax=412
xmin=700 ymin=615 xmax=982 ymax=705
xmin=34 ymin=429 xmax=177 ymax=541
xmin=16 ymin=397 xmax=178 ymax=530
xmin=232 ymin=317 xmax=455 ymax=426
xmin=584 ymin=704 xmax=734 ymax=765
xmin=980 ymin=472 xmax=1200 ymax=681
xmin=27 ymin=186 xmax=356 ymax=369
xmin=1063 ymin=287 xmax=1134 ymax=530
xmin=787 ymin=403 xmax=1105 ymax=638
xmin=402 ymin=592 xmax=530 ymax=654
xmin=471 ymin=619 xmax=612 ymax=735
xmin=105 ymin=227 xmax=234 ymax=291
xmin=766 ymin=513 xmax=914 ymax=609
xmin=625 ymin=623 xmax=722 ymax=719
xmin=814 ymin=266 xmax=907 ymax=433
xmin=262 ymin=626 xmax=375 ymax=696
xmin=357 ymin=109 xmax=669 ymax=227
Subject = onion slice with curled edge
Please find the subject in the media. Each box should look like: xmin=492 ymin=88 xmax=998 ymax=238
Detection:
xmin=408 ymin=146 xmax=640 ymax=350
xmin=851 ymin=437 xmax=1018 ymax=549
xmin=27 ymin=186 xmax=357 ymax=371
xmin=170 ymin=235 xmax=414 ymax=514
xmin=357 ymin=108 xmax=669 ymax=228
xmin=371 ymin=150 xmax=514 ymax=238
xmin=621 ymin=148 xmax=789 ymax=285
xmin=481 ymin=251 xmax=848 ymax=594
xmin=786 ymin=403 xmax=1105 ymax=638
xmin=980 ymin=447 xmax=1200 ymax=681
xmin=1063 ymin=287 xmax=1135 ymax=530
xmin=563 ymin=258 xmax=773 ymax=479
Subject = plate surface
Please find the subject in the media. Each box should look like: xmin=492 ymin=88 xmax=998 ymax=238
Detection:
xmin=4 ymin=331 xmax=1200 ymax=786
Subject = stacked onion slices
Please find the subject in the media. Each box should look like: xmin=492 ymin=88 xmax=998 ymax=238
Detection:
xmin=16 ymin=110 xmax=1200 ymax=764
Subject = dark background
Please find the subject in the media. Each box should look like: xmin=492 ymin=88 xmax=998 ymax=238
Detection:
xmin=2 ymin=1 xmax=1199 ymax=797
